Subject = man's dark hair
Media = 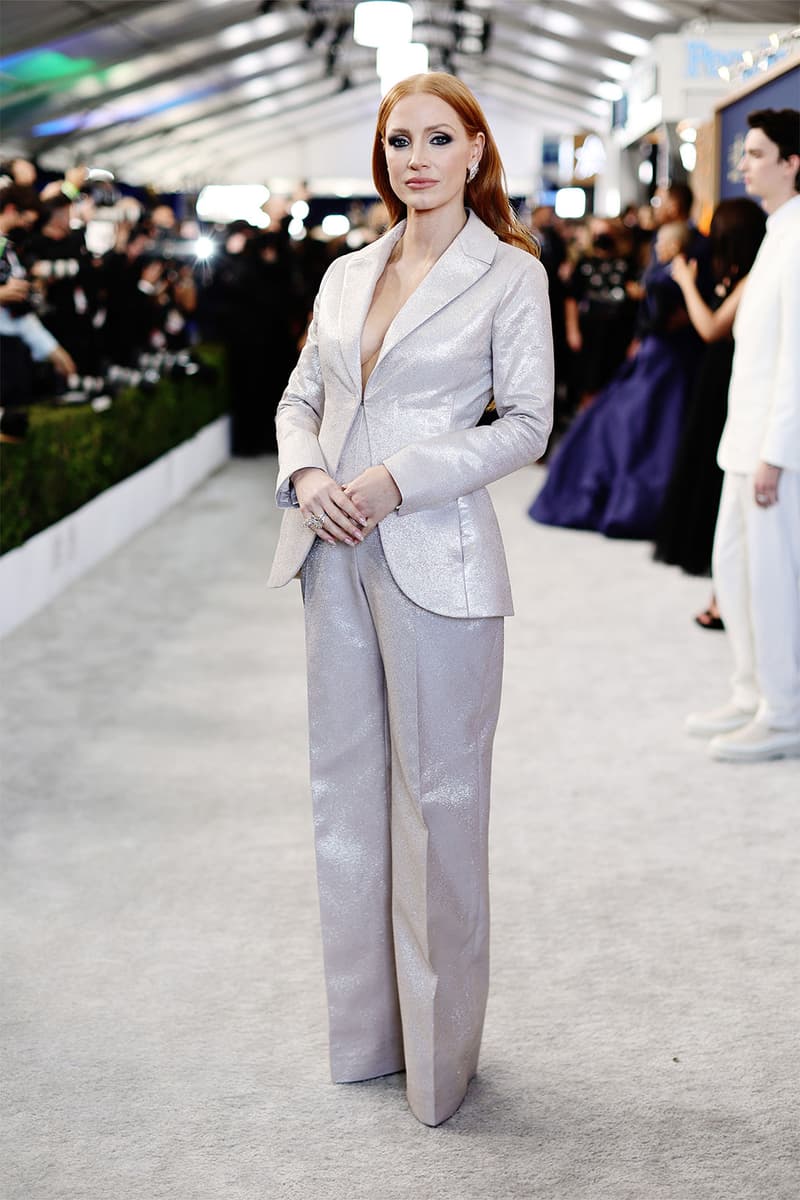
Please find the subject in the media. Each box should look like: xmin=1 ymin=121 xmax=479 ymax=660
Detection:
xmin=666 ymin=182 xmax=694 ymax=218
xmin=0 ymin=184 xmax=42 ymax=216
xmin=747 ymin=108 xmax=800 ymax=188
xmin=39 ymin=192 xmax=72 ymax=223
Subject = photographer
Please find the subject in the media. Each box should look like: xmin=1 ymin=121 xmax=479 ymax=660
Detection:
xmin=23 ymin=190 xmax=100 ymax=373
xmin=0 ymin=185 xmax=75 ymax=406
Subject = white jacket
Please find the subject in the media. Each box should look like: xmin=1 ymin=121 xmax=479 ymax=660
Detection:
xmin=268 ymin=210 xmax=554 ymax=617
xmin=718 ymin=193 xmax=800 ymax=474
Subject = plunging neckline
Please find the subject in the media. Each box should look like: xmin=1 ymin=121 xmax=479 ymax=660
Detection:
xmin=359 ymin=243 xmax=409 ymax=395
xmin=359 ymin=217 xmax=467 ymax=396
xmin=359 ymin=254 xmax=437 ymax=394
xmin=360 ymin=347 xmax=382 ymax=394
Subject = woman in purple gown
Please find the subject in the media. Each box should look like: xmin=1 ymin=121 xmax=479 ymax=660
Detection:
xmin=530 ymin=221 xmax=701 ymax=539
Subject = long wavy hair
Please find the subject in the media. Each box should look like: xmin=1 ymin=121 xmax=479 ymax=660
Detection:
xmin=371 ymin=72 xmax=539 ymax=258
xmin=708 ymin=198 xmax=766 ymax=284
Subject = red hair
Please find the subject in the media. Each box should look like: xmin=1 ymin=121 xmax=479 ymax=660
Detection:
xmin=371 ymin=72 xmax=539 ymax=257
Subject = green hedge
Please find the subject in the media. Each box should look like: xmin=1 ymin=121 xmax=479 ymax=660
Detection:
xmin=0 ymin=346 xmax=228 ymax=555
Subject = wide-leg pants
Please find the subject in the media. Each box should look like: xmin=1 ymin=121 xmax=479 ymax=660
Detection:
xmin=299 ymin=422 xmax=504 ymax=1126
xmin=712 ymin=469 xmax=800 ymax=727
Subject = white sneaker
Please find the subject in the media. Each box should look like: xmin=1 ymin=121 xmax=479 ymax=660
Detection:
xmin=685 ymin=701 xmax=757 ymax=738
xmin=709 ymin=719 xmax=800 ymax=763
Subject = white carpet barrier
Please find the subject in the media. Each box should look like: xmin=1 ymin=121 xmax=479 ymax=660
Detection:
xmin=0 ymin=415 xmax=230 ymax=639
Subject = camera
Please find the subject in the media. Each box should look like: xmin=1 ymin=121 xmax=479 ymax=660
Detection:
xmin=0 ymin=252 xmax=33 ymax=317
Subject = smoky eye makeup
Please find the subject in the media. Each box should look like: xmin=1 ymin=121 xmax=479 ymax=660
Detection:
xmin=386 ymin=130 xmax=455 ymax=147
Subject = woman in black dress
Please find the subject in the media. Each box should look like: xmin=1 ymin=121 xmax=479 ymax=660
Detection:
xmin=653 ymin=200 xmax=767 ymax=608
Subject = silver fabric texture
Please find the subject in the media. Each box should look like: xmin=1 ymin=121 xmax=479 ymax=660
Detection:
xmin=300 ymin=407 xmax=504 ymax=1127
xmin=268 ymin=209 xmax=554 ymax=617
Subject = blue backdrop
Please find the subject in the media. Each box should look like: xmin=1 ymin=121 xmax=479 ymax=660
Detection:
xmin=718 ymin=63 xmax=799 ymax=199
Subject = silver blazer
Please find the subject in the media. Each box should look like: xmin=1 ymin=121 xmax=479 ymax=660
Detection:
xmin=267 ymin=209 xmax=554 ymax=617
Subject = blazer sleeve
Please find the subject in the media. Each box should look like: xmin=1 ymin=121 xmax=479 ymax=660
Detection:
xmin=383 ymin=254 xmax=554 ymax=516
xmin=273 ymin=262 xmax=337 ymax=507
xmin=760 ymin=227 xmax=800 ymax=470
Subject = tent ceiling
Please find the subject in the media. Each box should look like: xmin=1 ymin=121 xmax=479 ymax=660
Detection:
xmin=1 ymin=0 xmax=798 ymax=187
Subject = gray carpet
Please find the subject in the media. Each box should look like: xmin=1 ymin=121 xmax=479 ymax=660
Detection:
xmin=1 ymin=457 xmax=797 ymax=1200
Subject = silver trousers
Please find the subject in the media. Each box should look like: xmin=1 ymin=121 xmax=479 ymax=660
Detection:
xmin=300 ymin=411 xmax=504 ymax=1126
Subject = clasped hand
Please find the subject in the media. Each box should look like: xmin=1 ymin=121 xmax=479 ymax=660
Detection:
xmin=292 ymin=465 xmax=401 ymax=546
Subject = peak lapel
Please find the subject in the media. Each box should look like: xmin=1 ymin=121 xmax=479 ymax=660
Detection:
xmin=338 ymin=222 xmax=406 ymax=396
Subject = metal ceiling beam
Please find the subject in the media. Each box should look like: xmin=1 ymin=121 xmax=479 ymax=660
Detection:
xmin=118 ymin=86 xmax=381 ymax=186
xmin=495 ymin=0 xmax=674 ymax=41
xmin=96 ymin=77 xmax=356 ymax=173
xmin=0 ymin=0 xmax=167 ymax=56
xmin=4 ymin=10 xmax=311 ymax=124
xmin=466 ymin=64 xmax=608 ymax=129
xmin=474 ymin=53 xmax=612 ymax=113
xmin=487 ymin=32 xmax=628 ymax=93
xmin=29 ymin=49 xmax=339 ymax=155
xmin=475 ymin=3 xmax=640 ymax=65
xmin=66 ymin=61 xmax=380 ymax=172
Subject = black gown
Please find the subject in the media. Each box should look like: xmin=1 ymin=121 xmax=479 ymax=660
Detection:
xmin=653 ymin=288 xmax=733 ymax=576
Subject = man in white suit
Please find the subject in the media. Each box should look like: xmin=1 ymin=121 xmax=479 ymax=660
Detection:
xmin=687 ymin=108 xmax=800 ymax=761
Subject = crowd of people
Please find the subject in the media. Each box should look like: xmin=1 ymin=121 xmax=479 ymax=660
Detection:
xmin=527 ymin=126 xmax=793 ymax=593
xmin=0 ymin=159 xmax=374 ymax=453
xmin=0 ymin=168 xmax=200 ymax=394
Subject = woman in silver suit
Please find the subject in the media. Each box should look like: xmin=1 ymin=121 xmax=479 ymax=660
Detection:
xmin=269 ymin=72 xmax=554 ymax=1126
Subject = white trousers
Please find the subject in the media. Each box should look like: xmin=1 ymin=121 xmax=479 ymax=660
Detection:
xmin=712 ymin=469 xmax=800 ymax=727
xmin=301 ymin=528 xmax=504 ymax=1126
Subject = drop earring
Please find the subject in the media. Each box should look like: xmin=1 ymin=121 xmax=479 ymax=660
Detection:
xmin=467 ymin=161 xmax=479 ymax=183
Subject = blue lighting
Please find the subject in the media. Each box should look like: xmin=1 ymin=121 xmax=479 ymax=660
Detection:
xmin=32 ymin=83 xmax=221 ymax=138
xmin=33 ymin=115 xmax=82 ymax=136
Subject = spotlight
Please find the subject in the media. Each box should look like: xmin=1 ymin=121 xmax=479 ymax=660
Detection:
xmin=322 ymin=214 xmax=350 ymax=238
xmin=554 ymin=187 xmax=586 ymax=220
xmin=354 ymin=3 xmax=413 ymax=48
xmin=194 ymin=235 xmax=216 ymax=260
